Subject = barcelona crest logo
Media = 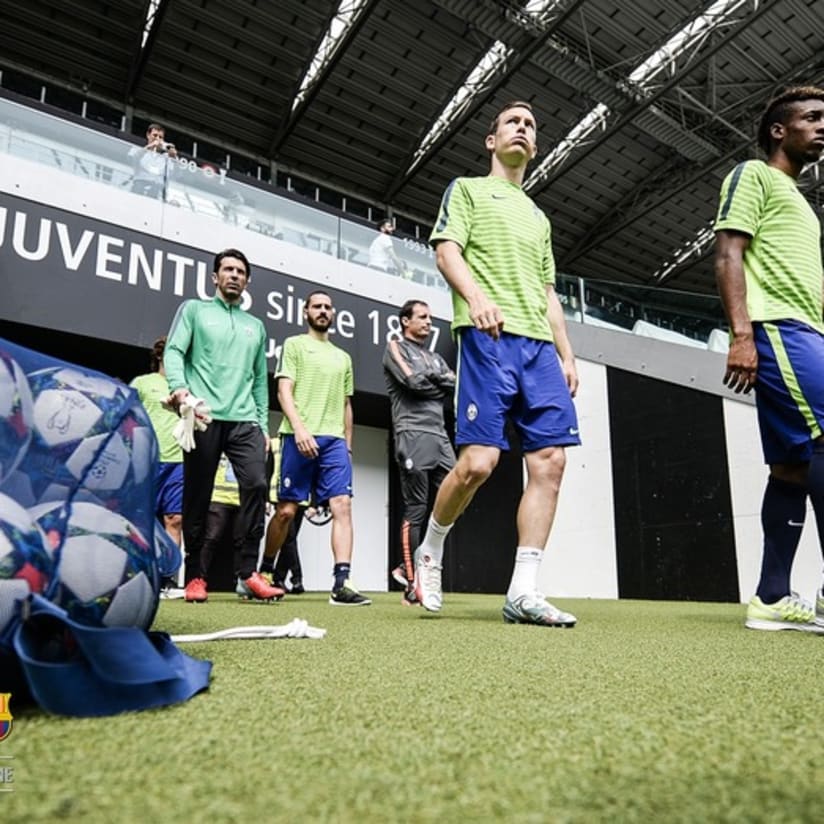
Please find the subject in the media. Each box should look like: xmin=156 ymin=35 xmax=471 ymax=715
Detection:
xmin=0 ymin=694 xmax=12 ymax=742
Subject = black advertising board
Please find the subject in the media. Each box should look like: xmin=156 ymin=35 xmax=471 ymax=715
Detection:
xmin=0 ymin=193 xmax=454 ymax=396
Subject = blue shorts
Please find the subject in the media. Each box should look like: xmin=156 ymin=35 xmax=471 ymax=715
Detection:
xmin=156 ymin=462 xmax=183 ymax=516
xmin=754 ymin=320 xmax=824 ymax=464
xmin=277 ymin=435 xmax=353 ymax=504
xmin=455 ymin=328 xmax=581 ymax=452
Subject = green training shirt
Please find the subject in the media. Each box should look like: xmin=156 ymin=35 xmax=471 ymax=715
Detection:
xmin=129 ymin=371 xmax=182 ymax=463
xmin=276 ymin=334 xmax=353 ymax=439
xmin=430 ymin=175 xmax=555 ymax=341
xmin=164 ymin=296 xmax=269 ymax=429
xmin=715 ymin=160 xmax=823 ymax=332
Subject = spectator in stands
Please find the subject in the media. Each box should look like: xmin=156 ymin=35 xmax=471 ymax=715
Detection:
xmin=714 ymin=85 xmax=824 ymax=634
xmin=130 ymin=335 xmax=183 ymax=598
xmin=128 ymin=123 xmax=177 ymax=200
xmin=266 ymin=290 xmax=371 ymax=605
xmin=413 ymin=101 xmax=581 ymax=626
xmin=383 ymin=300 xmax=455 ymax=604
xmin=164 ymin=247 xmax=282 ymax=603
xmin=368 ymin=219 xmax=406 ymax=276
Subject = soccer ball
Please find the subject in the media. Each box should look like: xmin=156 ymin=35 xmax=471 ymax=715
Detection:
xmin=75 ymin=407 xmax=155 ymax=522
xmin=49 ymin=502 xmax=160 ymax=630
xmin=20 ymin=366 xmax=131 ymax=503
xmin=0 ymin=493 xmax=53 ymax=642
xmin=0 ymin=349 xmax=34 ymax=486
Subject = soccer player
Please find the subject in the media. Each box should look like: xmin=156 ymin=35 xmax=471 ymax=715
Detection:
xmin=414 ymin=101 xmax=581 ymax=626
xmin=383 ymin=300 xmax=455 ymax=603
xmin=130 ymin=336 xmax=184 ymax=597
xmin=164 ymin=248 xmax=282 ymax=603
xmin=266 ymin=290 xmax=371 ymax=605
xmin=714 ymin=86 xmax=824 ymax=633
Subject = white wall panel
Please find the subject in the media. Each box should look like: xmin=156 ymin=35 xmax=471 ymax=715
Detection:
xmin=538 ymin=359 xmax=618 ymax=599
xmin=723 ymin=398 xmax=823 ymax=603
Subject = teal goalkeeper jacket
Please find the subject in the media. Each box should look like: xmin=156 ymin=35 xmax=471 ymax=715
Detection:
xmin=164 ymin=296 xmax=269 ymax=430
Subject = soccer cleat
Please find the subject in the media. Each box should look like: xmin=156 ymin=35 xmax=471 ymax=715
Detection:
xmin=236 ymin=572 xmax=285 ymax=601
xmin=290 ymin=582 xmax=305 ymax=595
xmin=401 ymin=587 xmax=419 ymax=607
xmin=391 ymin=564 xmax=409 ymax=588
xmin=184 ymin=577 xmax=208 ymax=603
xmin=160 ymin=585 xmax=185 ymax=600
xmin=413 ymin=550 xmax=443 ymax=612
xmin=329 ymin=579 xmax=372 ymax=606
xmin=502 ymin=592 xmax=577 ymax=627
xmin=745 ymin=593 xmax=824 ymax=633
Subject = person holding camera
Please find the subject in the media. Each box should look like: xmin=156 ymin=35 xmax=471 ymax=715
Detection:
xmin=128 ymin=122 xmax=178 ymax=200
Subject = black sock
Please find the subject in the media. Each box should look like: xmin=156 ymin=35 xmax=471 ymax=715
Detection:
xmin=259 ymin=557 xmax=274 ymax=574
xmin=333 ymin=562 xmax=351 ymax=591
xmin=756 ymin=475 xmax=807 ymax=604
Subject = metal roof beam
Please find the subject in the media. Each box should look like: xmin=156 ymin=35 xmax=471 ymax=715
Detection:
xmin=526 ymin=0 xmax=782 ymax=198
xmin=125 ymin=0 xmax=171 ymax=103
xmin=381 ymin=0 xmax=586 ymax=202
xmin=269 ymin=0 xmax=379 ymax=157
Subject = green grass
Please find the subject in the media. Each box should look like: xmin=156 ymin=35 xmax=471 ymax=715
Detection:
xmin=4 ymin=593 xmax=824 ymax=823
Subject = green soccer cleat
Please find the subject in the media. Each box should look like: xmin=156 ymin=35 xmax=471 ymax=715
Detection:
xmin=745 ymin=593 xmax=824 ymax=633
xmin=329 ymin=579 xmax=371 ymax=606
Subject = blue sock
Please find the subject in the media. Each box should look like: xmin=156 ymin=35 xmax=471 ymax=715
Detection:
xmin=333 ymin=563 xmax=351 ymax=591
xmin=756 ymin=475 xmax=807 ymax=604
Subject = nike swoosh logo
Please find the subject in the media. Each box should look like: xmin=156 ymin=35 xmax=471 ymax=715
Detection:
xmin=788 ymin=520 xmax=805 ymax=527
xmin=491 ymin=194 xmax=506 ymax=199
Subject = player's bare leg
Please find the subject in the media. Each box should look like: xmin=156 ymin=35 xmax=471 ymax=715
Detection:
xmin=414 ymin=445 xmax=500 ymax=611
xmin=504 ymin=446 xmax=576 ymax=627
xmin=328 ymin=494 xmax=370 ymax=606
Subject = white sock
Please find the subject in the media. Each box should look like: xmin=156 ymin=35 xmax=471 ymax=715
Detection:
xmin=506 ymin=547 xmax=543 ymax=601
xmin=417 ymin=516 xmax=452 ymax=564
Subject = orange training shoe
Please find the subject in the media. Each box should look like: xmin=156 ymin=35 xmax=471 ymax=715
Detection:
xmin=184 ymin=577 xmax=208 ymax=603
xmin=236 ymin=571 xmax=285 ymax=601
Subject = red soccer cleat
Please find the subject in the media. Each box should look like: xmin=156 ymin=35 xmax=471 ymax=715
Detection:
xmin=184 ymin=577 xmax=208 ymax=603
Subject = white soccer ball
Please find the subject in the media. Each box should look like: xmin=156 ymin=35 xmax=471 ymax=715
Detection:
xmin=21 ymin=366 xmax=130 ymax=502
xmin=48 ymin=502 xmax=160 ymax=629
xmin=74 ymin=407 xmax=154 ymax=512
xmin=0 ymin=493 xmax=52 ymax=641
xmin=0 ymin=350 xmax=34 ymax=486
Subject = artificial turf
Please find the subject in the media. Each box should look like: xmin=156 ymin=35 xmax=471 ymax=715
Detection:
xmin=4 ymin=592 xmax=824 ymax=823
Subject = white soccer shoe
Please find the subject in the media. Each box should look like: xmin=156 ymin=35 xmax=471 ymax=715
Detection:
xmin=413 ymin=550 xmax=443 ymax=612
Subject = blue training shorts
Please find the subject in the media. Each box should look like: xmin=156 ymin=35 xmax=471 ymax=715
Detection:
xmin=754 ymin=320 xmax=824 ymax=464
xmin=155 ymin=461 xmax=183 ymax=516
xmin=455 ymin=328 xmax=581 ymax=452
xmin=277 ymin=435 xmax=353 ymax=504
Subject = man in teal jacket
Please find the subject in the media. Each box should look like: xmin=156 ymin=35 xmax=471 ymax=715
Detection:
xmin=164 ymin=247 xmax=282 ymax=603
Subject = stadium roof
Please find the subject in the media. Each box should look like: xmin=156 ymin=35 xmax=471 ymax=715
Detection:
xmin=1 ymin=0 xmax=823 ymax=294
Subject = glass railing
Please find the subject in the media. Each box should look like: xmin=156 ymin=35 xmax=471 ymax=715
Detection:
xmin=0 ymin=95 xmax=446 ymax=290
xmin=0 ymin=94 xmax=728 ymax=351
xmin=556 ymin=274 xmax=728 ymax=352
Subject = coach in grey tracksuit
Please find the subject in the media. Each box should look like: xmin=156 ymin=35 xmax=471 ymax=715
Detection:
xmin=383 ymin=300 xmax=456 ymax=598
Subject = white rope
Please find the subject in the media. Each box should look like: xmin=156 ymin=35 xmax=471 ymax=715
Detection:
xmin=171 ymin=620 xmax=327 ymax=642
